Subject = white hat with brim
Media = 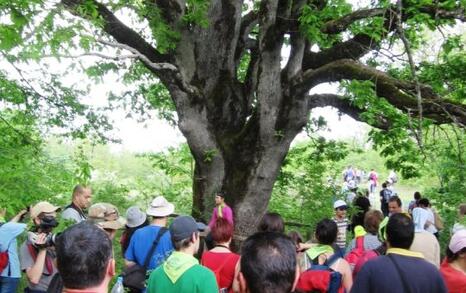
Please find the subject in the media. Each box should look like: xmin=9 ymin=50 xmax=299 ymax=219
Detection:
xmin=30 ymin=202 xmax=60 ymax=219
xmin=146 ymin=196 xmax=175 ymax=217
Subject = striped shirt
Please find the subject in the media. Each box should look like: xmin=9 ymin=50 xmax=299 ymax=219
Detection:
xmin=333 ymin=217 xmax=348 ymax=249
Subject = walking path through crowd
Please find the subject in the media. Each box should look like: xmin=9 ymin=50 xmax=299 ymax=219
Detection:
xmin=0 ymin=168 xmax=465 ymax=293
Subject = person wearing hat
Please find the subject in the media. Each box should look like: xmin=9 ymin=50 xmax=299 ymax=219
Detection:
xmin=208 ymin=192 xmax=234 ymax=229
xmin=147 ymin=215 xmax=218 ymax=293
xmin=333 ymin=199 xmax=349 ymax=249
xmin=124 ymin=196 xmax=174 ymax=275
xmin=0 ymin=208 xmax=28 ymax=293
xmin=87 ymin=203 xmax=126 ymax=240
xmin=120 ymin=206 xmax=149 ymax=256
xmin=440 ymin=229 xmax=466 ymax=293
xmin=19 ymin=201 xmax=60 ymax=293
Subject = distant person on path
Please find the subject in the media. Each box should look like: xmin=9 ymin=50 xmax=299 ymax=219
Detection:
xmin=343 ymin=166 xmax=355 ymax=183
xmin=201 ymin=218 xmax=240 ymax=292
xmin=147 ymin=215 xmax=218 ymax=293
xmin=238 ymin=232 xmax=298 ymax=293
xmin=0 ymin=208 xmax=28 ymax=293
xmin=55 ymin=222 xmax=115 ymax=293
xmin=410 ymin=208 xmax=440 ymax=268
xmin=440 ymin=230 xmax=466 ymax=293
xmin=388 ymin=196 xmax=403 ymax=216
xmin=258 ymin=212 xmax=285 ymax=233
xmin=367 ymin=169 xmax=378 ymax=194
xmin=61 ymin=185 xmax=92 ymax=223
xmin=351 ymin=213 xmax=446 ymax=293
xmin=124 ymin=196 xmax=174 ymax=277
xmin=408 ymin=191 xmax=422 ymax=214
xmin=452 ymin=203 xmax=466 ymax=233
xmin=379 ymin=182 xmax=392 ymax=217
xmin=120 ymin=206 xmax=149 ymax=256
xmin=208 ymin=192 xmax=233 ymax=229
xmin=333 ymin=200 xmax=349 ymax=250
xmin=387 ymin=170 xmax=398 ymax=186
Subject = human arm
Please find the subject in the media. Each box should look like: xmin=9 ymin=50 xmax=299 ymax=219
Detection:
xmin=9 ymin=209 xmax=28 ymax=223
xmin=339 ymin=259 xmax=353 ymax=292
xmin=208 ymin=208 xmax=217 ymax=229
xmin=124 ymin=233 xmax=137 ymax=268
xmin=21 ymin=234 xmax=48 ymax=285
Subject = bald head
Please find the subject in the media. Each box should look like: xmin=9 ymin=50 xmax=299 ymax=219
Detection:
xmin=72 ymin=185 xmax=92 ymax=210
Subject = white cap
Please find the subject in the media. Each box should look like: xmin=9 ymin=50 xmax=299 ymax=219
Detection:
xmin=333 ymin=200 xmax=347 ymax=209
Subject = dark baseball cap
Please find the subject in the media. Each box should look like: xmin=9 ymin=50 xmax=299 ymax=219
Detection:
xmin=170 ymin=215 xmax=199 ymax=242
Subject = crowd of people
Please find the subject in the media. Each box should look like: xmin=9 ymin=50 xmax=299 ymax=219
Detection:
xmin=0 ymin=183 xmax=465 ymax=293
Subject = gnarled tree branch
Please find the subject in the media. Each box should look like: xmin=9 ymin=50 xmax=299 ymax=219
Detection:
xmin=295 ymin=59 xmax=466 ymax=125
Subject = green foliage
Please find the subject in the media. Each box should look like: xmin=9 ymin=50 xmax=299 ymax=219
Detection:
xmin=0 ymin=110 xmax=75 ymax=218
xmin=341 ymin=80 xmax=424 ymax=178
xmin=270 ymin=138 xmax=348 ymax=236
xmin=349 ymin=16 xmax=386 ymax=42
xmin=299 ymin=0 xmax=352 ymax=48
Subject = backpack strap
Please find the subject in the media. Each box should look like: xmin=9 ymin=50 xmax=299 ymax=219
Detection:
xmin=26 ymin=243 xmax=53 ymax=275
xmin=142 ymin=227 xmax=167 ymax=270
xmin=387 ymin=254 xmax=411 ymax=293
xmin=324 ymin=253 xmax=341 ymax=267
xmin=355 ymin=236 xmax=364 ymax=250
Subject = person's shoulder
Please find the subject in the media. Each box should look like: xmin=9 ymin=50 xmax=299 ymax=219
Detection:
xmin=192 ymin=264 xmax=216 ymax=278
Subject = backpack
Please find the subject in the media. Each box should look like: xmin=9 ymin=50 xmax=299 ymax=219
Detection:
xmin=0 ymin=223 xmax=9 ymax=275
xmin=296 ymin=253 xmax=343 ymax=293
xmin=382 ymin=189 xmax=392 ymax=202
xmin=344 ymin=236 xmax=365 ymax=272
xmin=353 ymin=249 xmax=379 ymax=277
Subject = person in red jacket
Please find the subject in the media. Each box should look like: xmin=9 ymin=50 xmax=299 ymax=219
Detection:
xmin=440 ymin=229 xmax=466 ymax=293
xmin=201 ymin=218 xmax=239 ymax=293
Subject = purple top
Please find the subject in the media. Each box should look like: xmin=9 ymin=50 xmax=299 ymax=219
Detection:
xmin=208 ymin=204 xmax=234 ymax=228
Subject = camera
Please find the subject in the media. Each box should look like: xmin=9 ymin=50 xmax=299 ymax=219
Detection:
xmin=27 ymin=231 xmax=60 ymax=249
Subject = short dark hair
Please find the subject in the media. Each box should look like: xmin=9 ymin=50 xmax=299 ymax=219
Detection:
xmin=382 ymin=182 xmax=388 ymax=188
xmin=172 ymin=237 xmax=192 ymax=250
xmin=418 ymin=198 xmax=430 ymax=207
xmin=386 ymin=213 xmax=414 ymax=249
xmin=241 ymin=232 xmax=296 ymax=293
xmin=72 ymin=184 xmax=89 ymax=198
xmin=211 ymin=218 xmax=233 ymax=243
xmin=414 ymin=191 xmax=421 ymax=200
xmin=258 ymin=212 xmax=285 ymax=233
xmin=389 ymin=195 xmax=402 ymax=207
xmin=56 ymin=222 xmax=112 ymax=289
xmin=315 ymin=219 xmax=338 ymax=245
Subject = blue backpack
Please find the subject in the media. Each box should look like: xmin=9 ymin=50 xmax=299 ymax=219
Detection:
xmin=296 ymin=253 xmax=343 ymax=293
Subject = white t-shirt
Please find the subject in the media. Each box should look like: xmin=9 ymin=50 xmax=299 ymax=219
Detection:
xmin=425 ymin=208 xmax=438 ymax=234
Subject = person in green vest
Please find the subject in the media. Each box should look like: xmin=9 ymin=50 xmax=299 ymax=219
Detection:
xmin=147 ymin=215 xmax=218 ymax=293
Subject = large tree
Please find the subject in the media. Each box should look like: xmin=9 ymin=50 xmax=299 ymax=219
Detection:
xmin=1 ymin=0 xmax=465 ymax=238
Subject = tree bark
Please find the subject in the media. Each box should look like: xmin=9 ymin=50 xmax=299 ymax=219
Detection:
xmin=59 ymin=0 xmax=466 ymax=240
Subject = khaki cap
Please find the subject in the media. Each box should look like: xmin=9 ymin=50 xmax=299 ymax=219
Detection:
xmin=30 ymin=202 xmax=60 ymax=219
xmin=88 ymin=203 xmax=126 ymax=230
